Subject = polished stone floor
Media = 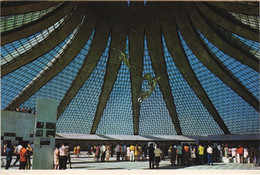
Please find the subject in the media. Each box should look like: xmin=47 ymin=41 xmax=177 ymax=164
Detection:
xmin=1 ymin=151 xmax=260 ymax=175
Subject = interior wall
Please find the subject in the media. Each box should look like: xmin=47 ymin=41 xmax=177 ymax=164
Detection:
xmin=1 ymin=110 xmax=35 ymax=147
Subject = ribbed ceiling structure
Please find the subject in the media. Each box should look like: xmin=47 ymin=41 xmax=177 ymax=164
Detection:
xmin=1 ymin=1 xmax=259 ymax=136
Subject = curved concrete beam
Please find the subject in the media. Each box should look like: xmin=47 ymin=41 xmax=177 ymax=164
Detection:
xmin=128 ymin=2 xmax=145 ymax=135
xmin=185 ymin=4 xmax=258 ymax=72
xmin=4 ymin=4 xmax=95 ymax=111
xmin=160 ymin=3 xmax=230 ymax=134
xmin=90 ymin=3 xmax=128 ymax=134
xmin=1 ymin=2 xmax=62 ymax=16
xmin=58 ymin=2 xmax=113 ymax=121
xmin=195 ymin=2 xmax=259 ymax=42
xmin=207 ymin=2 xmax=259 ymax=16
xmin=145 ymin=2 xmax=182 ymax=135
xmin=1 ymin=2 xmax=77 ymax=45
xmin=175 ymin=3 xmax=259 ymax=112
xmin=1 ymin=4 xmax=86 ymax=77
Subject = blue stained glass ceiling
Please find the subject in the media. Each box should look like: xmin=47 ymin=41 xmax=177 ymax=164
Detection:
xmin=1 ymin=1 xmax=259 ymax=136
xmin=139 ymin=37 xmax=177 ymax=135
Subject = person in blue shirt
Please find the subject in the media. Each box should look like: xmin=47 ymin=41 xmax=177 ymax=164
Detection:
xmin=5 ymin=144 xmax=13 ymax=169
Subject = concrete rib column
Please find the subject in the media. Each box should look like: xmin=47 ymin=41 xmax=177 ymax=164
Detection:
xmin=185 ymin=4 xmax=258 ymax=72
xmin=4 ymin=4 xmax=96 ymax=111
xmin=58 ymin=2 xmax=113 ymax=119
xmin=207 ymin=2 xmax=259 ymax=16
xmin=145 ymin=2 xmax=182 ymax=135
xmin=2 ymin=4 xmax=86 ymax=77
xmin=1 ymin=2 xmax=77 ymax=45
xmin=160 ymin=2 xmax=230 ymax=134
xmin=90 ymin=3 xmax=128 ymax=134
xmin=175 ymin=3 xmax=259 ymax=112
xmin=128 ymin=2 xmax=145 ymax=135
xmin=1 ymin=2 xmax=62 ymax=16
xmin=195 ymin=2 xmax=259 ymax=42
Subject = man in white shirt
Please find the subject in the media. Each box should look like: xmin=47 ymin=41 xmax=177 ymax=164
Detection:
xmin=207 ymin=145 xmax=213 ymax=165
xmin=13 ymin=144 xmax=22 ymax=166
xmin=59 ymin=143 xmax=67 ymax=169
xmin=100 ymin=143 xmax=106 ymax=162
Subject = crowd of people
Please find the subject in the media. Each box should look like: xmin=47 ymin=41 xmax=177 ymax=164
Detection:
xmin=12 ymin=107 xmax=36 ymax=114
xmin=3 ymin=142 xmax=33 ymax=170
xmin=3 ymin=141 xmax=260 ymax=170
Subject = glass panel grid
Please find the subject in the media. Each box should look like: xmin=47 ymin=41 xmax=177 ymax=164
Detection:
xmin=56 ymin=36 xmax=111 ymax=134
xmin=197 ymin=30 xmax=259 ymax=100
xmin=231 ymin=33 xmax=260 ymax=58
xmin=0 ymin=4 xmax=61 ymax=32
xmin=139 ymin=36 xmax=177 ymax=135
xmin=20 ymin=30 xmax=95 ymax=110
xmin=229 ymin=12 xmax=259 ymax=30
xmin=1 ymin=26 xmax=79 ymax=110
xmin=1 ymin=16 xmax=67 ymax=65
xmin=96 ymin=37 xmax=133 ymax=135
xmin=179 ymin=31 xmax=260 ymax=134
xmin=162 ymin=35 xmax=223 ymax=135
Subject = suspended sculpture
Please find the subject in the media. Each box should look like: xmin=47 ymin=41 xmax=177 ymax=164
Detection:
xmin=114 ymin=48 xmax=160 ymax=103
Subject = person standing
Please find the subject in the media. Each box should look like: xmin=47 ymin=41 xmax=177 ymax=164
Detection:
xmin=224 ymin=144 xmax=229 ymax=158
xmin=231 ymin=146 xmax=237 ymax=162
xmin=19 ymin=144 xmax=27 ymax=170
xmin=122 ymin=143 xmax=127 ymax=161
xmin=142 ymin=144 xmax=147 ymax=160
xmin=154 ymin=144 xmax=162 ymax=169
xmin=190 ymin=145 xmax=196 ymax=165
xmin=207 ymin=145 xmax=213 ymax=165
xmin=96 ymin=144 xmax=100 ymax=161
xmin=25 ymin=143 xmax=33 ymax=169
xmin=100 ymin=143 xmax=106 ymax=162
xmin=73 ymin=145 xmax=77 ymax=158
xmin=59 ymin=143 xmax=67 ymax=170
xmin=134 ymin=144 xmax=139 ymax=161
xmin=5 ymin=144 xmax=13 ymax=169
xmin=177 ymin=144 xmax=183 ymax=166
xmin=183 ymin=144 xmax=190 ymax=166
xmin=198 ymin=144 xmax=204 ymax=164
xmin=126 ymin=145 xmax=130 ymax=161
xmin=76 ymin=144 xmax=81 ymax=158
xmin=116 ymin=143 xmax=121 ymax=161
xmin=148 ymin=143 xmax=155 ymax=169
xmin=65 ymin=143 xmax=71 ymax=169
xmin=13 ymin=143 xmax=22 ymax=166
xmin=169 ymin=145 xmax=177 ymax=166
xmin=237 ymin=145 xmax=244 ymax=163
xmin=54 ymin=144 xmax=60 ymax=170
xmin=106 ymin=143 xmax=110 ymax=162
xmin=129 ymin=144 xmax=135 ymax=161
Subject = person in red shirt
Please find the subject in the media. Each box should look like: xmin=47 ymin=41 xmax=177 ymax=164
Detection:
xmin=183 ymin=144 xmax=190 ymax=166
xmin=237 ymin=145 xmax=244 ymax=163
xmin=19 ymin=143 xmax=27 ymax=170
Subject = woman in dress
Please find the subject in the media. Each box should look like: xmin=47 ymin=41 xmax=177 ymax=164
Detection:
xmin=106 ymin=143 xmax=110 ymax=161
xmin=54 ymin=144 xmax=60 ymax=170
xmin=126 ymin=145 xmax=130 ymax=161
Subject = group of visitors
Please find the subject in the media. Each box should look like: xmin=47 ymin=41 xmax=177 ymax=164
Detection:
xmin=13 ymin=107 xmax=36 ymax=114
xmin=3 ymin=141 xmax=259 ymax=170
xmin=83 ymin=142 xmax=260 ymax=169
xmin=223 ymin=144 xmax=260 ymax=165
xmin=3 ymin=142 xmax=33 ymax=170
xmin=87 ymin=143 xmax=148 ymax=162
xmin=54 ymin=143 xmax=72 ymax=170
xmin=73 ymin=145 xmax=81 ymax=158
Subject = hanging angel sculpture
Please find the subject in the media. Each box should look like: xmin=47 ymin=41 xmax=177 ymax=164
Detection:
xmin=113 ymin=48 xmax=160 ymax=103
